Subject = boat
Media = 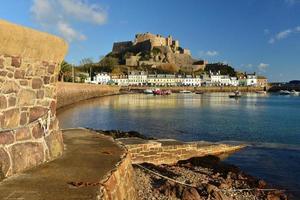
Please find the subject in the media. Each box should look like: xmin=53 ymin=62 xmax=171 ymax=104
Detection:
xmin=291 ymin=90 xmax=300 ymax=96
xmin=256 ymin=91 xmax=267 ymax=94
xmin=195 ymin=91 xmax=204 ymax=94
xmin=279 ymin=90 xmax=291 ymax=95
xmin=179 ymin=90 xmax=192 ymax=94
xmin=153 ymin=89 xmax=171 ymax=95
xmin=152 ymin=88 xmax=161 ymax=95
xmin=229 ymin=91 xmax=242 ymax=98
xmin=161 ymin=90 xmax=172 ymax=95
xmin=143 ymin=89 xmax=153 ymax=94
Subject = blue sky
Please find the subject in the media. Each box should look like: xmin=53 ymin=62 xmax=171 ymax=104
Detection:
xmin=1 ymin=0 xmax=300 ymax=81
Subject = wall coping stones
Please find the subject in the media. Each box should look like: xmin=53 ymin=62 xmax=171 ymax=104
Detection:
xmin=0 ymin=20 xmax=68 ymax=63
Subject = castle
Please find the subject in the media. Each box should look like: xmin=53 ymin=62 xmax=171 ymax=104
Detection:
xmin=111 ymin=32 xmax=206 ymax=72
xmin=112 ymin=32 xmax=191 ymax=55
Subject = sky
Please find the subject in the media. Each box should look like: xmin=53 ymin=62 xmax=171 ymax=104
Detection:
xmin=0 ymin=0 xmax=300 ymax=82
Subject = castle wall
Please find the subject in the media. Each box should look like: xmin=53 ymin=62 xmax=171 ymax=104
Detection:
xmin=0 ymin=20 xmax=67 ymax=178
xmin=112 ymin=41 xmax=133 ymax=53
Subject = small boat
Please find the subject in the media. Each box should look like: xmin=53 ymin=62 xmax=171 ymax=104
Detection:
xmin=291 ymin=90 xmax=300 ymax=96
xmin=256 ymin=91 xmax=267 ymax=94
xmin=143 ymin=89 xmax=153 ymax=94
xmin=195 ymin=91 xmax=204 ymax=94
xmin=152 ymin=88 xmax=161 ymax=95
xmin=279 ymin=90 xmax=291 ymax=95
xmin=161 ymin=90 xmax=172 ymax=95
xmin=229 ymin=91 xmax=242 ymax=98
xmin=179 ymin=90 xmax=192 ymax=94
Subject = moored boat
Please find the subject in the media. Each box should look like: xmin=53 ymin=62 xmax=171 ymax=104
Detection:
xmin=229 ymin=91 xmax=242 ymax=98
xmin=179 ymin=90 xmax=192 ymax=94
xmin=256 ymin=91 xmax=267 ymax=94
xmin=279 ymin=90 xmax=291 ymax=95
xmin=291 ymin=90 xmax=300 ymax=96
xmin=143 ymin=89 xmax=153 ymax=94
xmin=195 ymin=91 xmax=204 ymax=94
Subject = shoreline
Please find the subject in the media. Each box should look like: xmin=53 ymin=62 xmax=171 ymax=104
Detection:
xmin=91 ymin=129 xmax=288 ymax=200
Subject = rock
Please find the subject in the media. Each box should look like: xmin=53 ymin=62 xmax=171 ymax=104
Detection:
xmin=8 ymin=96 xmax=16 ymax=107
xmin=15 ymin=127 xmax=31 ymax=141
xmin=0 ymin=131 xmax=14 ymax=145
xmin=182 ymin=188 xmax=203 ymax=200
xmin=19 ymin=89 xmax=36 ymax=106
xmin=11 ymin=56 xmax=21 ymax=68
xmin=206 ymin=184 xmax=232 ymax=200
xmin=0 ymin=95 xmax=7 ymax=109
xmin=0 ymin=148 xmax=10 ymax=178
xmin=3 ymin=108 xmax=20 ymax=128
xmin=14 ymin=69 xmax=25 ymax=79
xmin=20 ymin=112 xmax=28 ymax=126
xmin=1 ymin=80 xmax=20 ymax=94
xmin=9 ymin=142 xmax=44 ymax=174
xmin=45 ymin=130 xmax=64 ymax=158
xmin=29 ymin=106 xmax=47 ymax=122
xmin=48 ymin=65 xmax=56 ymax=74
xmin=32 ymin=78 xmax=43 ymax=89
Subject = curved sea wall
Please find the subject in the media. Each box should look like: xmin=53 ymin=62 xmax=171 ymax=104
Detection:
xmin=56 ymin=82 xmax=120 ymax=109
xmin=0 ymin=20 xmax=67 ymax=178
xmin=99 ymin=152 xmax=137 ymax=200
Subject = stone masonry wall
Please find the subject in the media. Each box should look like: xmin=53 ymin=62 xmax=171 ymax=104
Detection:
xmin=98 ymin=148 xmax=137 ymax=200
xmin=125 ymin=141 xmax=245 ymax=165
xmin=0 ymin=20 xmax=68 ymax=178
xmin=56 ymin=82 xmax=120 ymax=109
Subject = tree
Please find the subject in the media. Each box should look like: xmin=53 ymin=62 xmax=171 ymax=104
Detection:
xmin=59 ymin=60 xmax=72 ymax=82
xmin=205 ymin=63 xmax=236 ymax=77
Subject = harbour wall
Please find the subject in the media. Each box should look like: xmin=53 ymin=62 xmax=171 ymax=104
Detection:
xmin=0 ymin=20 xmax=67 ymax=178
xmin=128 ymin=86 xmax=265 ymax=93
xmin=56 ymin=83 xmax=120 ymax=109
xmin=117 ymin=138 xmax=246 ymax=165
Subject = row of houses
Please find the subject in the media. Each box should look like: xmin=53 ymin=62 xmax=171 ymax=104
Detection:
xmin=86 ymin=71 xmax=267 ymax=87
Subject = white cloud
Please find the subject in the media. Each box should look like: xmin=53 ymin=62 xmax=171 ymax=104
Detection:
xmin=30 ymin=0 xmax=107 ymax=42
xmin=199 ymin=50 xmax=219 ymax=57
xmin=269 ymin=26 xmax=300 ymax=44
xmin=59 ymin=0 xmax=107 ymax=25
xmin=258 ymin=63 xmax=269 ymax=72
xmin=57 ymin=21 xmax=86 ymax=42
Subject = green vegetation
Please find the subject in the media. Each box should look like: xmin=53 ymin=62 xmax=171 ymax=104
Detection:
xmin=205 ymin=63 xmax=236 ymax=77
xmin=59 ymin=60 xmax=72 ymax=82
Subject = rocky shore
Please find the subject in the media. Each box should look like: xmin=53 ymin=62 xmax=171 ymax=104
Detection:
xmin=91 ymin=129 xmax=288 ymax=200
xmin=134 ymin=156 xmax=288 ymax=200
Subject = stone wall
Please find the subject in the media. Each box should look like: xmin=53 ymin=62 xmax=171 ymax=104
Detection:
xmin=0 ymin=20 xmax=67 ymax=178
xmin=122 ymin=140 xmax=245 ymax=165
xmin=98 ymin=148 xmax=137 ymax=200
xmin=56 ymin=82 xmax=120 ymax=109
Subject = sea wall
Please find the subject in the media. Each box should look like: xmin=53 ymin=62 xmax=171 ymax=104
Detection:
xmin=129 ymin=86 xmax=264 ymax=93
xmin=0 ymin=20 xmax=67 ymax=178
xmin=56 ymin=82 xmax=120 ymax=109
xmin=121 ymin=139 xmax=245 ymax=165
xmin=99 ymin=147 xmax=137 ymax=200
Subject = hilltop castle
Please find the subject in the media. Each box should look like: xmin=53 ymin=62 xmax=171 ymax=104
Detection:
xmin=112 ymin=32 xmax=191 ymax=55
xmin=110 ymin=32 xmax=205 ymax=72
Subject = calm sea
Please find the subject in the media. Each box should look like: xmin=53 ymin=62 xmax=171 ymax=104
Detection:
xmin=57 ymin=93 xmax=300 ymax=198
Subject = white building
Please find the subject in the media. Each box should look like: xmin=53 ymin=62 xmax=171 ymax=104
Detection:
xmin=230 ymin=77 xmax=239 ymax=86
xmin=246 ymin=73 xmax=257 ymax=86
xmin=92 ymin=73 xmax=111 ymax=84
xmin=111 ymin=75 xmax=129 ymax=86
xmin=210 ymin=72 xmax=231 ymax=86
xmin=182 ymin=75 xmax=202 ymax=86
xmin=128 ymin=71 xmax=147 ymax=86
xmin=147 ymin=74 xmax=177 ymax=86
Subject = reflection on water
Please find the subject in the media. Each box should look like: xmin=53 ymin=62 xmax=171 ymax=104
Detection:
xmin=57 ymin=93 xmax=300 ymax=198
xmin=58 ymin=93 xmax=300 ymax=145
